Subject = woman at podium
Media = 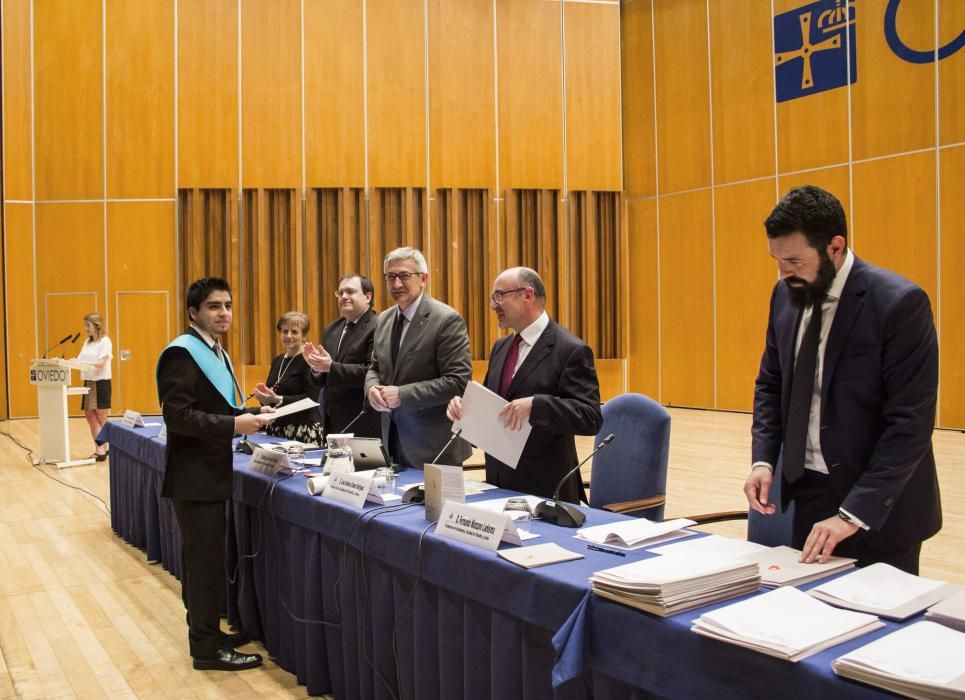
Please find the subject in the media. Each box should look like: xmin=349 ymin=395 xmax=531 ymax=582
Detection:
xmin=77 ymin=312 xmax=112 ymax=461
xmin=251 ymin=311 xmax=324 ymax=445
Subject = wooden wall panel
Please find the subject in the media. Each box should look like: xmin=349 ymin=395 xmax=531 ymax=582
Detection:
xmin=5 ymin=205 xmax=38 ymax=417
xmin=709 ymin=0 xmax=774 ymax=185
xmin=774 ymin=0 xmax=849 ymax=172
xmin=366 ymin=0 xmax=426 ymax=187
xmin=107 ymin=202 xmax=176 ymax=291
xmin=625 ymin=197 xmax=658 ymax=399
xmin=652 ymin=0 xmax=710 ymax=193
xmin=714 ymin=179 xmax=778 ymax=411
xmin=850 ymin=0 xmax=934 ymax=160
xmin=2 ymin=0 xmax=33 ymax=200
xmin=564 ymin=1 xmax=622 ymax=192
xmin=497 ymin=0 xmax=563 ymax=190
xmin=428 ymin=0 xmax=495 ymax=189
xmin=105 ymin=0 xmax=175 ymax=198
xmin=659 ymin=190 xmax=714 ymax=408
xmin=33 ymin=0 xmax=103 ymax=200
xmin=939 ymin=146 xmax=965 ymax=428
xmin=114 ymin=292 xmax=169 ymax=413
xmin=596 ymin=359 xmax=627 ymax=402
xmin=241 ymin=0 xmax=301 ymax=188
xmin=939 ymin=1 xmax=965 ymax=145
xmin=852 ymin=152 xmax=937 ymax=303
xmin=304 ymin=0 xmax=364 ymax=187
xmin=177 ymin=0 xmax=238 ymax=188
xmin=620 ymin=0 xmax=655 ymax=199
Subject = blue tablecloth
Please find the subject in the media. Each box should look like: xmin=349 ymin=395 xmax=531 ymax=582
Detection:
xmin=103 ymin=420 xmax=895 ymax=698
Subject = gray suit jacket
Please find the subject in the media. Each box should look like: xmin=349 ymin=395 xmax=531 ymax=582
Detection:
xmin=364 ymin=294 xmax=472 ymax=467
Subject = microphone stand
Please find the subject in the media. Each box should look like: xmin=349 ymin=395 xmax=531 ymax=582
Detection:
xmin=42 ymin=334 xmax=74 ymax=359
xmin=402 ymin=428 xmax=463 ymax=504
xmin=534 ymin=434 xmax=615 ymax=528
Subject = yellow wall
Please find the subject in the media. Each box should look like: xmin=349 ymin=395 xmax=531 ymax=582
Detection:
xmin=2 ymin=0 xmax=624 ymax=417
xmin=622 ymin=0 xmax=965 ymax=429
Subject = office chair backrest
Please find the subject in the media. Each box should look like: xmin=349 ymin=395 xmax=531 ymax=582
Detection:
xmin=588 ymin=393 xmax=671 ymax=520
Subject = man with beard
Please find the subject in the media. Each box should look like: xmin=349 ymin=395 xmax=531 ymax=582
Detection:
xmin=744 ymin=186 xmax=941 ymax=574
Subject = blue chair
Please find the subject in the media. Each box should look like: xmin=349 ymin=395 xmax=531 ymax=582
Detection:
xmin=587 ymin=393 xmax=671 ymax=520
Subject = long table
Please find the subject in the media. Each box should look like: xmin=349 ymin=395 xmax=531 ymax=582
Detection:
xmin=104 ymin=421 xmax=897 ymax=698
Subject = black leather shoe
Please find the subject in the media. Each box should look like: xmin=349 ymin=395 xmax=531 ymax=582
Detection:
xmin=192 ymin=647 xmax=263 ymax=671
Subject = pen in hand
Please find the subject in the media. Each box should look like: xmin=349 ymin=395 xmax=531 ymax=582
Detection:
xmin=586 ymin=544 xmax=626 ymax=557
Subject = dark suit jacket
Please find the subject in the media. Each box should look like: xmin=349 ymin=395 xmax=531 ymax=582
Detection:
xmin=157 ymin=328 xmax=247 ymax=501
xmin=484 ymin=319 xmax=603 ymax=501
xmin=365 ymin=295 xmax=472 ymax=467
xmin=317 ymin=308 xmax=381 ymax=437
xmin=752 ymin=256 xmax=941 ymax=551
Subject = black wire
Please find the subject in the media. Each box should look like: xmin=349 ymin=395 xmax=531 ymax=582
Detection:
xmin=0 ymin=427 xmax=111 ymax=515
xmin=391 ymin=520 xmax=437 ymax=700
xmin=226 ymin=471 xmax=284 ymax=585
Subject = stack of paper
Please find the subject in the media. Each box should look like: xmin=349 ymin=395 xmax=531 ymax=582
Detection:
xmin=809 ymin=563 xmax=958 ymax=621
xmin=693 ymin=586 xmax=884 ymax=662
xmin=590 ymin=553 xmax=761 ymax=617
xmin=832 ymin=622 xmax=965 ymax=697
xmin=743 ymin=545 xmax=856 ymax=587
xmin=648 ymin=534 xmax=768 ymax=560
xmin=576 ymin=518 xmax=698 ymax=551
xmin=925 ymin=590 xmax=965 ymax=633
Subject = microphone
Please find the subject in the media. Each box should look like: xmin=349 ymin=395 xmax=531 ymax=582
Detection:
xmin=71 ymin=332 xmax=81 ymax=343
xmin=534 ymin=433 xmax=615 ymax=528
xmin=402 ymin=428 xmax=464 ymax=504
xmin=43 ymin=334 xmax=74 ymax=359
xmin=337 ymin=406 xmax=368 ymax=434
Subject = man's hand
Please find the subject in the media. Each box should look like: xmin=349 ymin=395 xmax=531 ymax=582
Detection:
xmin=380 ymin=385 xmax=401 ymax=409
xmin=252 ymin=382 xmax=280 ymax=405
xmin=235 ymin=412 xmax=269 ymax=435
xmin=743 ymin=465 xmax=777 ymax=515
xmin=800 ymin=515 xmax=859 ymax=564
xmin=496 ymin=397 xmax=534 ymax=431
xmin=368 ymin=385 xmax=391 ymax=412
xmin=303 ymin=342 xmax=333 ymax=373
xmin=446 ymin=396 xmax=463 ymax=422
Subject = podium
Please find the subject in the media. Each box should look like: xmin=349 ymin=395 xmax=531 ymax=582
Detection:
xmin=29 ymin=358 xmax=98 ymax=467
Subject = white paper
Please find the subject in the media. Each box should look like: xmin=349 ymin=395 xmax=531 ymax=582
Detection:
xmin=424 ymin=463 xmax=466 ymax=522
xmin=452 ymin=381 xmax=532 ymax=469
xmin=594 ymin=552 xmax=751 ymax=586
xmin=648 ymin=534 xmax=769 ymax=560
xmin=121 ymin=409 xmax=145 ymax=428
xmin=248 ymin=446 xmax=290 ymax=476
xmin=321 ymin=471 xmax=373 ymax=509
xmin=498 ymin=543 xmax=584 ymax=568
xmin=261 ymin=397 xmax=320 ymax=422
xmin=698 ymin=586 xmax=880 ymax=654
xmin=576 ymin=518 xmax=698 ymax=549
xmin=834 ymin=621 xmax=965 ymax=685
xmin=306 ymin=475 xmax=330 ymax=495
xmin=436 ymin=501 xmax=513 ymax=551
xmin=812 ymin=563 xmax=947 ymax=611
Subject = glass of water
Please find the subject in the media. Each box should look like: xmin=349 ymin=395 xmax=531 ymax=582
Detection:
xmin=287 ymin=444 xmax=305 ymax=463
xmin=503 ymin=497 xmax=533 ymax=535
xmin=375 ymin=466 xmax=396 ymax=496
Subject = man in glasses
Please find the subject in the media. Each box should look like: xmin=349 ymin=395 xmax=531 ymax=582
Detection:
xmin=365 ymin=247 xmax=472 ymax=468
xmin=303 ymin=273 xmax=381 ymax=438
xmin=447 ymin=267 xmax=602 ymax=500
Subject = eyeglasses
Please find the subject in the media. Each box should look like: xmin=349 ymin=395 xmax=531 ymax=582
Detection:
xmin=384 ymin=272 xmax=420 ymax=284
xmin=489 ymin=287 xmax=527 ymax=305
xmin=335 ymin=287 xmax=360 ymax=298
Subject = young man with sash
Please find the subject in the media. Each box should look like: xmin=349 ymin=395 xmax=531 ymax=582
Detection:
xmin=157 ymin=277 xmax=272 ymax=671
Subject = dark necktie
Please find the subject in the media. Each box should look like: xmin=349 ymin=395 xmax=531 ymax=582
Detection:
xmin=783 ymin=302 xmax=824 ymax=484
xmin=390 ymin=312 xmax=405 ymax=365
xmin=498 ymin=334 xmax=523 ymax=398
xmin=336 ymin=321 xmax=355 ymax=360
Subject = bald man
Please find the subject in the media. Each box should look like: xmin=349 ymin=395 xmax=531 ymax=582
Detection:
xmin=448 ymin=267 xmax=602 ymax=501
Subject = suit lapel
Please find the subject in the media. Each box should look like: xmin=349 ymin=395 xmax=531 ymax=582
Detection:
xmin=486 ymin=335 xmax=513 ymax=393
xmin=338 ymin=309 xmax=373 ymax=360
xmin=822 ymin=259 xmax=867 ymax=406
xmin=505 ymin=321 xmax=556 ymax=399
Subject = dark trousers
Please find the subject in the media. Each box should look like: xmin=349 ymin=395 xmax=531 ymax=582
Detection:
xmin=172 ymin=498 xmax=228 ymax=657
xmin=790 ymin=470 xmax=922 ymax=575
xmin=388 ymin=420 xmax=415 ymax=470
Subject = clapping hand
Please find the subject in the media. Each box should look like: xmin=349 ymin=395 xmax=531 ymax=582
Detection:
xmin=252 ymin=382 xmax=280 ymax=405
xmin=302 ymin=341 xmax=333 ymax=373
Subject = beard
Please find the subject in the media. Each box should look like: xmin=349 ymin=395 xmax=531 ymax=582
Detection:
xmin=784 ymin=252 xmax=837 ymax=308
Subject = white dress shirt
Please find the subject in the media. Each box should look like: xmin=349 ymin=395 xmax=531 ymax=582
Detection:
xmin=507 ymin=311 xmax=550 ymax=378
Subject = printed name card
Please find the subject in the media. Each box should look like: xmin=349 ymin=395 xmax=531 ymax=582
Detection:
xmin=248 ymin=447 xmax=290 ymax=477
xmin=322 ymin=471 xmax=375 ymax=509
xmin=120 ymin=409 xmax=145 ymax=428
xmin=156 ymin=425 xmax=167 ymax=442
xmin=424 ymin=463 xmax=465 ymax=522
xmin=436 ymin=501 xmax=523 ymax=552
